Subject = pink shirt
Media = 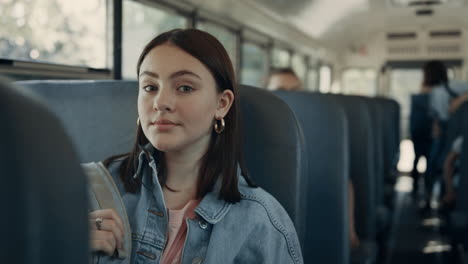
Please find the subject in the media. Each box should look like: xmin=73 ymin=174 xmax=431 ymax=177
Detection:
xmin=161 ymin=200 xmax=200 ymax=264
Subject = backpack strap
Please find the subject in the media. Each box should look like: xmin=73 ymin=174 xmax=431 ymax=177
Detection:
xmin=82 ymin=162 xmax=132 ymax=261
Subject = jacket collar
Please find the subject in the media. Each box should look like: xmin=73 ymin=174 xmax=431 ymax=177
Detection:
xmin=194 ymin=177 xmax=231 ymax=224
xmin=133 ymin=144 xmax=239 ymax=224
xmin=132 ymin=143 xmax=155 ymax=180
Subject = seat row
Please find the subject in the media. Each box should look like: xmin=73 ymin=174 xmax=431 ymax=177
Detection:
xmin=444 ymin=102 xmax=468 ymax=255
xmin=2 ymin=80 xmax=400 ymax=264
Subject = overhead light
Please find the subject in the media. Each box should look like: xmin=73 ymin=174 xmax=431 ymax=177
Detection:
xmin=429 ymin=30 xmax=461 ymax=38
xmin=390 ymin=0 xmax=448 ymax=7
xmin=387 ymin=32 xmax=417 ymax=40
xmin=415 ymin=8 xmax=434 ymax=15
xmin=409 ymin=0 xmax=444 ymax=6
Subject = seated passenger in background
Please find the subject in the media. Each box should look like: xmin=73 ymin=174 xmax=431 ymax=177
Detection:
xmin=88 ymin=29 xmax=303 ymax=264
xmin=448 ymin=91 xmax=468 ymax=114
xmin=266 ymin=67 xmax=360 ymax=249
xmin=266 ymin=67 xmax=302 ymax=91
xmin=422 ymin=60 xmax=468 ymax=207
xmin=441 ymin=94 xmax=468 ymax=210
xmin=441 ymin=136 xmax=464 ymax=210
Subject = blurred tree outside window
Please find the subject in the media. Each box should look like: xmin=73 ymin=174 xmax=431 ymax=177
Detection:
xmin=342 ymin=68 xmax=377 ymax=96
xmin=319 ymin=65 xmax=331 ymax=93
xmin=291 ymin=53 xmax=307 ymax=83
xmin=307 ymin=68 xmax=318 ymax=91
xmin=122 ymin=0 xmax=187 ymax=79
xmin=271 ymin=48 xmax=290 ymax=68
xmin=240 ymin=42 xmax=268 ymax=87
xmin=390 ymin=69 xmax=422 ymax=139
xmin=0 ymin=0 xmax=107 ymax=68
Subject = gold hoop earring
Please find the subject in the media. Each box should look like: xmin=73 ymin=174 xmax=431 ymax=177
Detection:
xmin=137 ymin=117 xmax=140 ymax=126
xmin=214 ymin=118 xmax=225 ymax=134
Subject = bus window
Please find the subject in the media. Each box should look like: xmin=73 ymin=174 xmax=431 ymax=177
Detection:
xmin=447 ymin=67 xmax=455 ymax=80
xmin=291 ymin=53 xmax=307 ymax=83
xmin=307 ymin=68 xmax=319 ymax=91
xmin=389 ymin=69 xmax=422 ymax=139
xmin=319 ymin=65 xmax=331 ymax=93
xmin=0 ymin=0 xmax=107 ymax=68
xmin=271 ymin=48 xmax=290 ymax=67
xmin=240 ymin=42 xmax=268 ymax=87
xmin=342 ymin=68 xmax=377 ymax=96
xmin=122 ymin=1 xmax=187 ymax=79
xmin=196 ymin=21 xmax=238 ymax=69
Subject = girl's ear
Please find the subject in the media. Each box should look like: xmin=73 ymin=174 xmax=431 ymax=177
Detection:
xmin=215 ymin=89 xmax=234 ymax=119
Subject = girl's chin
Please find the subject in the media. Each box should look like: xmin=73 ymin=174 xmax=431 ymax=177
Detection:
xmin=150 ymin=140 xmax=180 ymax=153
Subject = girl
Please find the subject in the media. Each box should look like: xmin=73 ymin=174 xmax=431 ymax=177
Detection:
xmin=88 ymin=29 xmax=303 ymax=264
xmin=422 ymin=60 xmax=468 ymax=209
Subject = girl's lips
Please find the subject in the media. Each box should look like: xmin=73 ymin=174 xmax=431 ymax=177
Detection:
xmin=151 ymin=119 xmax=179 ymax=131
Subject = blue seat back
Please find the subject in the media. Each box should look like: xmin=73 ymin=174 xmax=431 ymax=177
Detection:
xmin=363 ymin=98 xmax=386 ymax=208
xmin=239 ymin=85 xmax=308 ymax=245
xmin=380 ymin=98 xmax=401 ymax=182
xmin=274 ymin=91 xmax=349 ymax=264
xmin=326 ymin=95 xmax=377 ymax=242
xmin=16 ymin=80 xmax=139 ymax=162
xmin=453 ymin=103 xmax=468 ymax=212
xmin=0 ymin=80 xmax=88 ymax=264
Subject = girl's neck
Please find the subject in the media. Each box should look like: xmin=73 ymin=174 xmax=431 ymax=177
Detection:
xmin=162 ymin=151 xmax=202 ymax=210
xmin=161 ymin=135 xmax=211 ymax=209
xmin=164 ymin=150 xmax=201 ymax=191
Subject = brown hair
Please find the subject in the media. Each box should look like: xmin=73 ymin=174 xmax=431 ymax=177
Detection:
xmin=268 ymin=67 xmax=298 ymax=77
xmin=104 ymin=29 xmax=255 ymax=203
xmin=423 ymin=60 xmax=448 ymax=87
xmin=265 ymin=67 xmax=300 ymax=89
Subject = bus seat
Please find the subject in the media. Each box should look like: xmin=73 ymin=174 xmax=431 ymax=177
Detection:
xmin=15 ymin=80 xmax=139 ymax=163
xmin=274 ymin=91 xmax=350 ymax=264
xmin=440 ymin=101 xmax=467 ymax=170
xmin=381 ymin=99 xmax=400 ymax=182
xmin=448 ymin=102 xmax=468 ymax=245
xmin=368 ymin=99 xmax=385 ymax=208
xmin=375 ymin=98 xmax=400 ymax=208
xmin=362 ymin=99 xmax=392 ymax=234
xmin=239 ymin=85 xmax=308 ymax=246
xmin=325 ymin=95 xmax=378 ymax=264
xmin=332 ymin=96 xmax=377 ymax=240
xmin=0 ymin=80 xmax=89 ymax=263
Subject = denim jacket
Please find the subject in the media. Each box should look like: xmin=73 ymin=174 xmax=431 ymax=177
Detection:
xmin=91 ymin=148 xmax=303 ymax=264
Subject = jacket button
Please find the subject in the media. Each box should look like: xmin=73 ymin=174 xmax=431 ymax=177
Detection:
xmin=192 ymin=256 xmax=203 ymax=264
xmin=148 ymin=209 xmax=164 ymax=217
xmin=198 ymin=220 xmax=208 ymax=229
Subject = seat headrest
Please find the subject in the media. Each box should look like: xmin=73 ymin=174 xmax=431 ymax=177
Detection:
xmin=16 ymin=80 xmax=139 ymax=162
xmin=238 ymin=85 xmax=307 ymax=241
xmin=0 ymin=80 xmax=88 ymax=263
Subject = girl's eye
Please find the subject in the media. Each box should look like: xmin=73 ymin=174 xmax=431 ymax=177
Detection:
xmin=143 ymin=85 xmax=157 ymax=92
xmin=178 ymin=85 xmax=193 ymax=93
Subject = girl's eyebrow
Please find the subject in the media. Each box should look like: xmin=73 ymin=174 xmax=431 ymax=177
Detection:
xmin=169 ymin=70 xmax=202 ymax=80
xmin=139 ymin=70 xmax=201 ymax=80
xmin=139 ymin=71 xmax=159 ymax=78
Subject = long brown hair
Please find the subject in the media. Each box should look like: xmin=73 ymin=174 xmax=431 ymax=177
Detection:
xmin=423 ymin=60 xmax=448 ymax=87
xmin=104 ymin=29 xmax=255 ymax=203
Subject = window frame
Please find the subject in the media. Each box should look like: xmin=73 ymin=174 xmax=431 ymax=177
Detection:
xmin=0 ymin=0 xmax=322 ymax=82
xmin=240 ymin=40 xmax=269 ymax=87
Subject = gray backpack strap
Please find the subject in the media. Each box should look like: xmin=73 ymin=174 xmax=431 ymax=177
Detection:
xmin=82 ymin=162 xmax=132 ymax=261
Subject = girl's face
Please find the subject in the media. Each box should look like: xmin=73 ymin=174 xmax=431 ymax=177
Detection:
xmin=138 ymin=44 xmax=233 ymax=154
